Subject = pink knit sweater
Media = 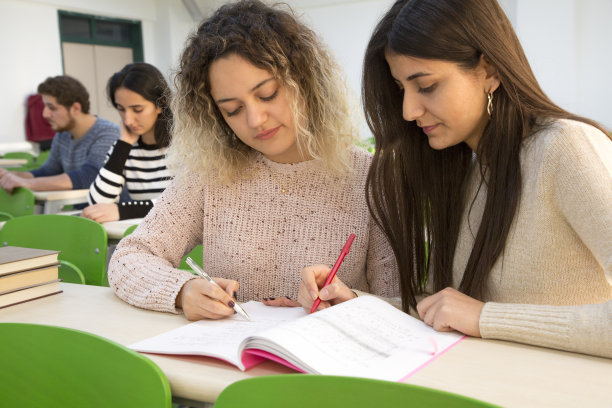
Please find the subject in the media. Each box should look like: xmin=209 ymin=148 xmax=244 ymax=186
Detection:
xmin=108 ymin=147 xmax=400 ymax=313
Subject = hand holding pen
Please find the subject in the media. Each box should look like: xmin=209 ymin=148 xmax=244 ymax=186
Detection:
xmin=297 ymin=234 xmax=357 ymax=313
xmin=176 ymin=257 xmax=250 ymax=321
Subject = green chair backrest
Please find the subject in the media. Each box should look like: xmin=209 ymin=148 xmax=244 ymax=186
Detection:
xmin=178 ymin=244 xmax=203 ymax=273
xmin=214 ymin=375 xmax=499 ymax=408
xmin=122 ymin=223 xmax=139 ymax=238
xmin=0 ymin=211 xmax=13 ymax=222
xmin=121 ymin=225 xmax=202 ymax=275
xmin=0 ymin=187 xmax=35 ymax=218
xmin=0 ymin=323 xmax=172 ymax=408
xmin=3 ymin=151 xmax=36 ymax=165
xmin=36 ymin=149 xmax=51 ymax=165
xmin=59 ymin=259 xmax=86 ymax=284
xmin=0 ymin=214 xmax=108 ymax=286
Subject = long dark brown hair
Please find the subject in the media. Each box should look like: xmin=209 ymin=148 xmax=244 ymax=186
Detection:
xmin=107 ymin=62 xmax=173 ymax=147
xmin=363 ymin=0 xmax=605 ymax=312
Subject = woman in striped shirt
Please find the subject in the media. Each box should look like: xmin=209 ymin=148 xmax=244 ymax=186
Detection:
xmin=83 ymin=63 xmax=173 ymax=222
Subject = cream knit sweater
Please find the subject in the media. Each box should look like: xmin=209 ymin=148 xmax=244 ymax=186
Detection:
xmin=455 ymin=119 xmax=612 ymax=358
xmin=108 ymin=147 xmax=399 ymax=313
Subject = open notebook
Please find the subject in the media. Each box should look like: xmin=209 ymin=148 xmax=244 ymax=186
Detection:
xmin=129 ymin=295 xmax=464 ymax=382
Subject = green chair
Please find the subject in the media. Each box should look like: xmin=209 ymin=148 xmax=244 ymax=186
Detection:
xmin=122 ymin=223 xmax=139 ymax=238
xmin=0 ymin=187 xmax=35 ymax=218
xmin=2 ymin=151 xmax=36 ymax=165
xmin=122 ymin=225 xmax=202 ymax=275
xmin=0 ymin=211 xmax=13 ymax=222
xmin=178 ymin=244 xmax=203 ymax=273
xmin=0 ymin=323 xmax=172 ymax=408
xmin=2 ymin=151 xmax=39 ymax=171
xmin=214 ymin=375 xmax=499 ymax=408
xmin=59 ymin=259 xmax=86 ymax=284
xmin=36 ymin=149 xmax=51 ymax=166
xmin=0 ymin=214 xmax=108 ymax=286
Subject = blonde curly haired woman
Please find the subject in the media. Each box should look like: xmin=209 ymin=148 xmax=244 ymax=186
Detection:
xmin=108 ymin=0 xmax=399 ymax=320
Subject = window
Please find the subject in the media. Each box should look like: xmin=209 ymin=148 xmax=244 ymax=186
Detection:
xmin=58 ymin=11 xmax=143 ymax=61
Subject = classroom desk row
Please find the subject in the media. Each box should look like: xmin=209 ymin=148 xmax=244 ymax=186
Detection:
xmin=0 ymin=158 xmax=27 ymax=168
xmin=33 ymin=189 xmax=89 ymax=214
xmin=0 ymin=283 xmax=610 ymax=407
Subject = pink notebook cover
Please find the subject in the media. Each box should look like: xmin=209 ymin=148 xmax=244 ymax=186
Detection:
xmin=242 ymin=335 xmax=465 ymax=381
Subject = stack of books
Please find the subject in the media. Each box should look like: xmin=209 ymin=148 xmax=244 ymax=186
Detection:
xmin=0 ymin=246 xmax=62 ymax=309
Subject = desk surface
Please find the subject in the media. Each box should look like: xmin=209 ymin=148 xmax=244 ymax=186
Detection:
xmin=33 ymin=189 xmax=89 ymax=201
xmin=0 ymin=283 xmax=610 ymax=407
xmin=102 ymin=218 xmax=143 ymax=239
xmin=0 ymin=158 xmax=27 ymax=167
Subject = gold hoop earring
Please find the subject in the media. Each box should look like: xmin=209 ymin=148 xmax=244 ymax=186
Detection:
xmin=487 ymin=92 xmax=494 ymax=117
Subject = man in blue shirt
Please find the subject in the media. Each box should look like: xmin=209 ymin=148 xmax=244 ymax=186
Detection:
xmin=0 ymin=76 xmax=119 ymax=192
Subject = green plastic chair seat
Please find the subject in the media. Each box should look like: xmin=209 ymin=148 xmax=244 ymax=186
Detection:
xmin=214 ymin=375 xmax=499 ymax=407
xmin=0 ymin=323 xmax=171 ymax=408
xmin=0 ymin=214 xmax=108 ymax=286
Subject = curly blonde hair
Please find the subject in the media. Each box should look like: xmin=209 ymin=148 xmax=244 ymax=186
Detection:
xmin=167 ymin=0 xmax=356 ymax=183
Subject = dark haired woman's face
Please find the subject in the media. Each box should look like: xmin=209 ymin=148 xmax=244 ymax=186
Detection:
xmin=385 ymin=52 xmax=499 ymax=152
xmin=209 ymin=53 xmax=300 ymax=164
xmin=114 ymin=87 xmax=161 ymax=142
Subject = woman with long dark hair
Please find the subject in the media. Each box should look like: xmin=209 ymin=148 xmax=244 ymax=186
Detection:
xmin=83 ymin=62 xmax=173 ymax=222
xmin=359 ymin=0 xmax=610 ymax=357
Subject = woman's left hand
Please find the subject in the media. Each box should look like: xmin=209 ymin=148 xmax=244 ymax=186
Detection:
xmin=416 ymin=287 xmax=484 ymax=337
xmin=82 ymin=203 xmax=120 ymax=223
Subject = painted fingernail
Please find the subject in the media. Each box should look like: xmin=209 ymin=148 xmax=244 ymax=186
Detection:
xmin=269 ymin=297 xmax=275 ymax=300
xmin=263 ymin=298 xmax=269 ymax=301
xmin=233 ymin=291 xmax=238 ymax=299
xmin=228 ymin=300 xmax=235 ymax=308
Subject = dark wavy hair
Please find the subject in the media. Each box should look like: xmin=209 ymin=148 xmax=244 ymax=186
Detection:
xmin=363 ymin=0 xmax=606 ymax=312
xmin=37 ymin=75 xmax=90 ymax=114
xmin=107 ymin=62 xmax=173 ymax=147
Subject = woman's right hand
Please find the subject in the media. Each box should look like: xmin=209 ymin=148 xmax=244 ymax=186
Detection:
xmin=297 ymin=264 xmax=357 ymax=313
xmin=119 ymin=124 xmax=140 ymax=145
xmin=176 ymin=277 xmax=240 ymax=321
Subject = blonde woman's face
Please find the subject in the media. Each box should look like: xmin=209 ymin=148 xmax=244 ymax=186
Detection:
xmin=209 ymin=53 xmax=299 ymax=163
xmin=385 ymin=52 xmax=499 ymax=152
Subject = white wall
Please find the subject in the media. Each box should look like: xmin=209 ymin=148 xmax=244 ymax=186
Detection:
xmin=0 ymin=0 xmax=192 ymax=152
xmin=1 ymin=0 xmax=610 ymax=153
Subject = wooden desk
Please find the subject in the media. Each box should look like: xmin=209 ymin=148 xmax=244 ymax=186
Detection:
xmin=33 ymin=189 xmax=89 ymax=214
xmin=102 ymin=218 xmax=143 ymax=240
xmin=0 ymin=283 xmax=610 ymax=407
xmin=0 ymin=159 xmax=27 ymax=168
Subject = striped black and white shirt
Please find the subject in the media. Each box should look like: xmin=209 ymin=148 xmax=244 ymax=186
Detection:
xmin=88 ymin=138 xmax=172 ymax=220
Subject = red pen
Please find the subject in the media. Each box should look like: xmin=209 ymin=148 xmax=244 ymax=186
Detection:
xmin=310 ymin=233 xmax=356 ymax=314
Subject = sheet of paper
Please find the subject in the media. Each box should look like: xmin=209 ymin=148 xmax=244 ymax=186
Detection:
xmin=128 ymin=301 xmax=306 ymax=369
xmin=245 ymin=295 xmax=463 ymax=381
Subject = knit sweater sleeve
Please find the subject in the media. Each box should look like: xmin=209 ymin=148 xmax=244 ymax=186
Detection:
xmin=479 ymin=123 xmax=612 ymax=358
xmin=107 ymin=175 xmax=204 ymax=313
